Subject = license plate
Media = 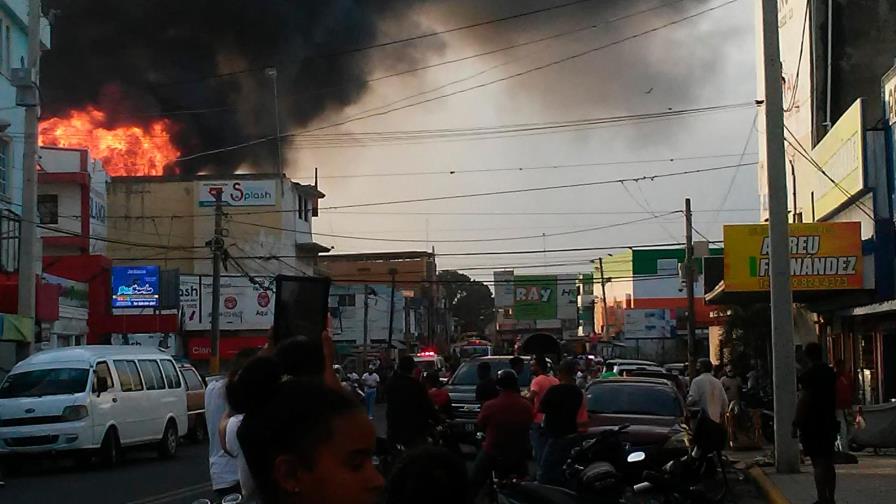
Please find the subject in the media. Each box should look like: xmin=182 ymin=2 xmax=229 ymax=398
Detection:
xmin=464 ymin=423 xmax=475 ymax=432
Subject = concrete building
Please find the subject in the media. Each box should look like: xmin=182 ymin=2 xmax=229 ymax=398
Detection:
xmin=0 ymin=1 xmax=51 ymax=374
xmin=594 ymin=248 xmax=722 ymax=363
xmin=318 ymin=251 xmax=446 ymax=356
xmin=492 ymin=271 xmax=581 ymax=355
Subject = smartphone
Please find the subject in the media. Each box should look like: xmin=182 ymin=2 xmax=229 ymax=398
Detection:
xmin=273 ymin=275 xmax=331 ymax=346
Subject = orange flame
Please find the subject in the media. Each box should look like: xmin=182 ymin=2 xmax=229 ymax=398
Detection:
xmin=39 ymin=107 xmax=181 ymax=176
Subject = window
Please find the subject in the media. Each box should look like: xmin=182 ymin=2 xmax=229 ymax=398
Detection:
xmin=114 ymin=360 xmax=144 ymax=392
xmin=182 ymin=368 xmax=204 ymax=392
xmin=336 ymin=294 xmax=355 ymax=307
xmin=37 ymin=194 xmax=58 ymax=224
xmin=656 ymin=258 xmax=679 ymax=275
xmin=138 ymin=360 xmax=165 ymax=391
xmin=0 ymin=368 xmax=89 ymax=398
xmin=0 ymin=139 xmax=8 ymax=196
xmin=160 ymin=360 xmax=182 ymax=389
xmin=93 ymin=361 xmax=114 ymax=392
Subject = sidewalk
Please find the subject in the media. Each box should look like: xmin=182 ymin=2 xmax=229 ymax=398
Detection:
xmin=750 ymin=452 xmax=896 ymax=504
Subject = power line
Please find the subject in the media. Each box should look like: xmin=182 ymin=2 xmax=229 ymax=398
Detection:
xmin=714 ymin=109 xmax=758 ymax=222
xmin=322 ymin=208 xmax=760 ymax=216
xmin=320 ymin=162 xmax=754 ymax=210
xmin=228 ymin=212 xmax=678 ymax=244
xmin=152 ymin=0 xmax=601 ymax=88
xmin=174 ymin=0 xmax=743 ymax=162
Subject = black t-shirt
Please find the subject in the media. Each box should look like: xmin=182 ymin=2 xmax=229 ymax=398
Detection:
xmin=476 ymin=378 xmax=500 ymax=404
xmin=797 ymin=362 xmax=836 ymax=436
xmin=539 ymin=383 xmax=583 ymax=438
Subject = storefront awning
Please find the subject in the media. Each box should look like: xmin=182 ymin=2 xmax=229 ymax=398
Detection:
xmin=0 ymin=314 xmax=35 ymax=342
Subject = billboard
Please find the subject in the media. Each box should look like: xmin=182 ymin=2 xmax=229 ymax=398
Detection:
xmin=723 ymin=222 xmax=863 ymax=292
xmin=623 ymin=309 xmax=674 ymax=339
xmin=111 ymin=266 xmax=160 ymax=308
xmin=179 ymin=275 xmax=275 ymax=330
xmin=197 ymin=180 xmax=276 ymax=207
xmin=810 ymin=99 xmax=865 ymax=218
xmin=513 ymin=275 xmax=557 ymax=320
xmin=493 ymin=271 xmax=515 ymax=308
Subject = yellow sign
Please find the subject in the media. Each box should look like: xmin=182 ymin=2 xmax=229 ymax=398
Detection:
xmin=811 ymin=99 xmax=865 ymax=218
xmin=723 ymin=222 xmax=863 ymax=292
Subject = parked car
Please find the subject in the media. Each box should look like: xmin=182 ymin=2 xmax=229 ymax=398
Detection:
xmin=443 ymin=355 xmax=534 ymax=441
xmin=604 ymin=359 xmax=658 ymax=373
xmin=585 ymin=377 xmax=691 ymax=466
xmin=0 ymin=346 xmax=188 ymax=465
xmin=177 ymin=362 xmax=207 ymax=442
xmin=615 ymin=364 xmax=687 ymax=397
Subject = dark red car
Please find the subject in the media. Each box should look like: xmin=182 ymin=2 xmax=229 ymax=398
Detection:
xmin=585 ymin=377 xmax=691 ymax=465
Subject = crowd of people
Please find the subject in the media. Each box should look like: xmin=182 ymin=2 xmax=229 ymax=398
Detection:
xmin=202 ymin=329 xmax=847 ymax=504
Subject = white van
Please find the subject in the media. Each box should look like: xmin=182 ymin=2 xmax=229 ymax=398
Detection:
xmin=0 ymin=346 xmax=188 ymax=464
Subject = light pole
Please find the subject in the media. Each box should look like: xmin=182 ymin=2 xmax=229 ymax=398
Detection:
xmin=265 ymin=67 xmax=282 ymax=175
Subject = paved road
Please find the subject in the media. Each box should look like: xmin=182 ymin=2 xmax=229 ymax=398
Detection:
xmin=1 ymin=441 xmax=214 ymax=504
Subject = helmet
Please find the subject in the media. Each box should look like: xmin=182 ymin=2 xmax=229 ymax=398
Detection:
xmin=496 ymin=369 xmax=519 ymax=391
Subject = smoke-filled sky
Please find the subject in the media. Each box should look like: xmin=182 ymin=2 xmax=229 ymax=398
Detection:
xmin=42 ymin=0 xmax=760 ymax=277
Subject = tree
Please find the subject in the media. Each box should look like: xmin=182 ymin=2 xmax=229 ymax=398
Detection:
xmin=437 ymin=270 xmax=495 ymax=334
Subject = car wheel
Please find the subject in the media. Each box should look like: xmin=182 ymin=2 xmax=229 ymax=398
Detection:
xmin=158 ymin=420 xmax=178 ymax=458
xmin=100 ymin=428 xmax=122 ymax=467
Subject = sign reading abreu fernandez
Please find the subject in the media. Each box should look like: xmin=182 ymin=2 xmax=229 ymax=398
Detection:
xmin=723 ymin=222 xmax=862 ymax=292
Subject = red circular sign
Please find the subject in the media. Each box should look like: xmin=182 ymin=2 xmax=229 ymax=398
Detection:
xmin=257 ymin=291 xmax=271 ymax=308
xmin=224 ymin=296 xmax=238 ymax=310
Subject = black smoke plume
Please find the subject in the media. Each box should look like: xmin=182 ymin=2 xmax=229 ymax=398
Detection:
xmin=41 ymin=0 xmax=434 ymax=175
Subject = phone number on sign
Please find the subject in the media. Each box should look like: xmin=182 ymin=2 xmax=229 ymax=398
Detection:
xmin=756 ymin=276 xmax=851 ymax=289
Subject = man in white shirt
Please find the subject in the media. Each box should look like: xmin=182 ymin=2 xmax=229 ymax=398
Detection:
xmin=362 ymin=366 xmax=380 ymax=419
xmin=204 ymin=378 xmax=240 ymax=496
xmin=687 ymin=358 xmax=729 ymax=423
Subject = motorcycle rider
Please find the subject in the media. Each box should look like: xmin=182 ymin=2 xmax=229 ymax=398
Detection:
xmin=537 ymin=358 xmax=589 ymax=486
xmin=470 ymin=369 xmax=534 ymax=498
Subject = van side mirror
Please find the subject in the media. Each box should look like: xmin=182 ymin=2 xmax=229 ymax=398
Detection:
xmin=96 ymin=376 xmax=110 ymax=396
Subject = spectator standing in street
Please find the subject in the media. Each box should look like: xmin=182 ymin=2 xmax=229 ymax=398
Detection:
xmin=834 ymin=359 xmax=854 ymax=452
xmin=362 ymin=365 xmax=380 ymax=419
xmin=238 ymin=380 xmax=384 ymax=504
xmin=528 ymin=354 xmax=559 ymax=468
xmin=386 ymin=356 xmax=439 ymax=448
xmin=471 ymin=369 xmax=534 ymax=498
xmin=475 ymin=361 xmax=499 ymax=404
xmin=687 ymin=358 xmax=728 ymax=453
xmin=793 ymin=342 xmax=838 ymax=504
xmin=385 ymin=446 xmax=469 ymax=504
xmin=538 ymin=358 xmax=589 ymax=485
xmin=509 ymin=356 xmax=525 ymax=376
xmin=720 ymin=364 xmax=743 ymax=446
xmin=205 ymin=347 xmax=258 ymax=498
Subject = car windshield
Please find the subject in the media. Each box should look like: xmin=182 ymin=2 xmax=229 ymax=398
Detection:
xmin=587 ymin=383 xmax=682 ymax=417
xmin=0 ymin=368 xmax=90 ymax=398
xmin=458 ymin=346 xmax=490 ymax=359
xmin=450 ymin=360 xmax=531 ymax=387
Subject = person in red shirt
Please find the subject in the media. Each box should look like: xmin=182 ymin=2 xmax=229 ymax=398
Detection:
xmin=834 ymin=359 xmax=854 ymax=451
xmin=528 ymin=354 xmax=559 ymax=467
xmin=470 ymin=369 xmax=534 ymax=498
xmin=424 ymin=371 xmax=451 ymax=417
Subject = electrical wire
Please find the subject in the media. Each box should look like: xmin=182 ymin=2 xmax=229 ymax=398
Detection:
xmin=228 ymin=212 xmax=678 ymax=244
xmin=173 ymin=0 xmax=744 ymax=162
xmin=152 ymin=0 xmax=601 ymax=88
xmin=714 ymin=109 xmax=758 ymax=222
xmin=319 ymin=162 xmax=754 ymax=210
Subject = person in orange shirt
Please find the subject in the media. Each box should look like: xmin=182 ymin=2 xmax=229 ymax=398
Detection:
xmin=527 ymin=354 xmax=559 ymax=468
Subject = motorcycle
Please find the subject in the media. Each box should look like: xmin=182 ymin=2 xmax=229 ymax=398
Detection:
xmin=635 ymin=443 xmax=728 ymax=504
xmin=490 ymin=425 xmax=647 ymax=504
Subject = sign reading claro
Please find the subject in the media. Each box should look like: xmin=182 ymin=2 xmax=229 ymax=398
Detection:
xmin=723 ymin=222 xmax=863 ymax=292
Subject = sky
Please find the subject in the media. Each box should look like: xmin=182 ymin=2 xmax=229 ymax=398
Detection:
xmin=283 ymin=0 xmax=760 ymax=280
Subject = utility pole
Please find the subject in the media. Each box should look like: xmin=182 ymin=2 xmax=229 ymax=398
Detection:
xmin=758 ymin=0 xmax=800 ymax=473
xmin=265 ymin=67 xmax=282 ymax=175
xmin=597 ymin=257 xmax=609 ymax=338
xmin=362 ymin=284 xmax=370 ymax=369
xmin=387 ymin=268 xmax=397 ymax=356
xmin=16 ymin=0 xmax=42 ymax=357
xmin=209 ymin=191 xmax=224 ymax=374
xmin=684 ymin=198 xmax=697 ymax=380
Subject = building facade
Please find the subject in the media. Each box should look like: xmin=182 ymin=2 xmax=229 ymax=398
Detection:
xmin=594 ymin=248 xmax=722 ymax=363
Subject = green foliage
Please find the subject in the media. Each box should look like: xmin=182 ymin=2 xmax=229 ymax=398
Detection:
xmin=437 ymin=270 xmax=495 ymax=334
